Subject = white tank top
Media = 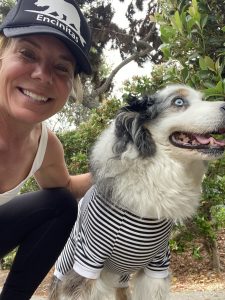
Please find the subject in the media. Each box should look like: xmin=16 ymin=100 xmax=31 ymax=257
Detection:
xmin=0 ymin=123 xmax=48 ymax=206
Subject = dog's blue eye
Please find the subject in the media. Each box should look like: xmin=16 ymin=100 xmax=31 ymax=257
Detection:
xmin=174 ymin=98 xmax=184 ymax=106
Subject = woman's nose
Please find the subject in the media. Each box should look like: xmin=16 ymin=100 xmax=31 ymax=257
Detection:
xmin=31 ymin=63 xmax=53 ymax=85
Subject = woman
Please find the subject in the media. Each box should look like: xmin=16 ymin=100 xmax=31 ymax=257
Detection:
xmin=0 ymin=0 xmax=92 ymax=299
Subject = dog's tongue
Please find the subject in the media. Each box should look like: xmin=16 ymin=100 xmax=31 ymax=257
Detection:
xmin=194 ymin=134 xmax=225 ymax=146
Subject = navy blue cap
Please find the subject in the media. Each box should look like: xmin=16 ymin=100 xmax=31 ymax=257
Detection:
xmin=0 ymin=0 xmax=92 ymax=74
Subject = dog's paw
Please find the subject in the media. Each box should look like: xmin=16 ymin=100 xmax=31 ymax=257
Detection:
xmin=132 ymin=271 xmax=170 ymax=300
xmin=147 ymin=277 xmax=170 ymax=300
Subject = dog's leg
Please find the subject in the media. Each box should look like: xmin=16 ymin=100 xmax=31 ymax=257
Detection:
xmin=58 ymin=269 xmax=94 ymax=300
xmin=131 ymin=270 xmax=170 ymax=300
xmin=48 ymin=275 xmax=62 ymax=300
xmin=116 ymin=287 xmax=131 ymax=300
xmin=57 ymin=269 xmax=117 ymax=300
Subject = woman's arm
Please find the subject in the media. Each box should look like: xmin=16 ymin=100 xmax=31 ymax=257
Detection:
xmin=34 ymin=130 xmax=92 ymax=200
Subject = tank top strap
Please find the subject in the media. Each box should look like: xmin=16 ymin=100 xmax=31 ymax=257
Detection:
xmin=30 ymin=122 xmax=48 ymax=174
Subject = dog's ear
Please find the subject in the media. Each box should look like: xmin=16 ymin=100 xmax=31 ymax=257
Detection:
xmin=126 ymin=95 xmax=155 ymax=112
xmin=113 ymin=95 xmax=157 ymax=157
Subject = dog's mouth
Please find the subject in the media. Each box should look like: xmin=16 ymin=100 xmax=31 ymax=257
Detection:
xmin=169 ymin=130 xmax=225 ymax=151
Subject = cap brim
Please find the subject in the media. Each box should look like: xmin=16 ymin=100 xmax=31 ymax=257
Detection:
xmin=3 ymin=26 xmax=92 ymax=75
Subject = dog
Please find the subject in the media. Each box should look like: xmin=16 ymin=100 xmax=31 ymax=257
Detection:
xmin=48 ymin=84 xmax=225 ymax=300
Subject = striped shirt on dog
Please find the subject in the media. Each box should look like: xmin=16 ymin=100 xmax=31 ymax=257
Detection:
xmin=54 ymin=186 xmax=174 ymax=287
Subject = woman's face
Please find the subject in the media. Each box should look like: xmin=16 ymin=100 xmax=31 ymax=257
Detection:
xmin=0 ymin=34 xmax=76 ymax=124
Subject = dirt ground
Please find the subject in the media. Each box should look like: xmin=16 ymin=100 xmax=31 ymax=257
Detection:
xmin=170 ymin=229 xmax=225 ymax=293
xmin=0 ymin=230 xmax=225 ymax=298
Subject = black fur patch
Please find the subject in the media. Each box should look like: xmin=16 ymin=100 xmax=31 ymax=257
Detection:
xmin=113 ymin=95 xmax=157 ymax=157
xmin=126 ymin=95 xmax=155 ymax=113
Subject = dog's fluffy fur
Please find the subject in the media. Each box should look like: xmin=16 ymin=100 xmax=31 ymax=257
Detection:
xmin=49 ymin=84 xmax=225 ymax=300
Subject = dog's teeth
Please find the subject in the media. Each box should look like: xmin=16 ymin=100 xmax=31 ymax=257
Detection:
xmin=178 ymin=133 xmax=191 ymax=144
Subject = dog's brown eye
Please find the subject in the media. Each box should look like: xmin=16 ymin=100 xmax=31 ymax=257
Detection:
xmin=173 ymin=98 xmax=184 ymax=106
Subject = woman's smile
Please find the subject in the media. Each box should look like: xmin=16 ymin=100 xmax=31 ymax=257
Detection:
xmin=18 ymin=87 xmax=52 ymax=103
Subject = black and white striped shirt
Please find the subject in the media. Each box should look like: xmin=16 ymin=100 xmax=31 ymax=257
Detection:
xmin=54 ymin=186 xmax=173 ymax=287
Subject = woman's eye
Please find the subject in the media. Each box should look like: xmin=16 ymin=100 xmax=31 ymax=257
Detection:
xmin=19 ymin=49 xmax=36 ymax=61
xmin=173 ymin=98 xmax=184 ymax=106
xmin=55 ymin=65 xmax=68 ymax=72
xmin=55 ymin=64 xmax=73 ymax=76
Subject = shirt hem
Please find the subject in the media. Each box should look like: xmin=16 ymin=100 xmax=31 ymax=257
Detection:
xmin=54 ymin=269 xmax=65 ymax=281
xmin=73 ymin=262 xmax=101 ymax=279
xmin=144 ymin=268 xmax=169 ymax=279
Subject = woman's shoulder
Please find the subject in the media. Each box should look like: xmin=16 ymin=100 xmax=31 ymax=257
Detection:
xmin=42 ymin=128 xmax=65 ymax=166
xmin=45 ymin=127 xmax=61 ymax=146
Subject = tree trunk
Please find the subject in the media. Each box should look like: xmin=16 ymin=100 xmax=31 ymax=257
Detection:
xmin=211 ymin=239 xmax=221 ymax=273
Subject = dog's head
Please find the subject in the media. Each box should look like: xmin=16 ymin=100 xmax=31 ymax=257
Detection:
xmin=113 ymin=84 xmax=225 ymax=160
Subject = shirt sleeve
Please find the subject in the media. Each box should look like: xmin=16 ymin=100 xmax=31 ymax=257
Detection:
xmin=54 ymin=197 xmax=83 ymax=280
xmin=73 ymin=187 xmax=117 ymax=279
xmin=144 ymin=243 xmax=171 ymax=279
xmin=54 ymin=226 xmax=77 ymax=280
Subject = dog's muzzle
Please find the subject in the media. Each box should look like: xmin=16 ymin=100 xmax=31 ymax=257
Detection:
xmin=169 ymin=130 xmax=225 ymax=155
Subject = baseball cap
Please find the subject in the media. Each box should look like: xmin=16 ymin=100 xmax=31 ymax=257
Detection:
xmin=0 ymin=0 xmax=92 ymax=74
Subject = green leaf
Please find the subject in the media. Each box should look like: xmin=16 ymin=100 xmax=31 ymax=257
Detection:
xmin=188 ymin=0 xmax=201 ymax=24
xmin=192 ymin=0 xmax=198 ymax=11
xmin=171 ymin=11 xmax=183 ymax=34
xmin=181 ymin=67 xmax=189 ymax=82
xmin=186 ymin=15 xmax=196 ymax=33
xmin=214 ymin=58 xmax=224 ymax=78
xmin=204 ymin=56 xmax=215 ymax=72
xmin=203 ymin=81 xmax=224 ymax=97
xmin=215 ymin=81 xmax=224 ymax=92
xmin=159 ymin=44 xmax=171 ymax=60
xmin=199 ymin=56 xmax=207 ymax=70
xmin=201 ymin=80 xmax=215 ymax=88
xmin=200 ymin=15 xmax=208 ymax=29
xmin=160 ymin=26 xmax=177 ymax=43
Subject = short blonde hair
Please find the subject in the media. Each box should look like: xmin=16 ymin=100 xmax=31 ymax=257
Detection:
xmin=0 ymin=34 xmax=13 ymax=57
xmin=71 ymin=73 xmax=83 ymax=103
xmin=0 ymin=34 xmax=83 ymax=102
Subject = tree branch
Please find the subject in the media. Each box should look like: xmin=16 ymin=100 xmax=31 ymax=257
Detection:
xmin=89 ymin=23 xmax=156 ymax=102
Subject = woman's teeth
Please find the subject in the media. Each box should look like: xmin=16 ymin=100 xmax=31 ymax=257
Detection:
xmin=23 ymin=89 xmax=48 ymax=102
